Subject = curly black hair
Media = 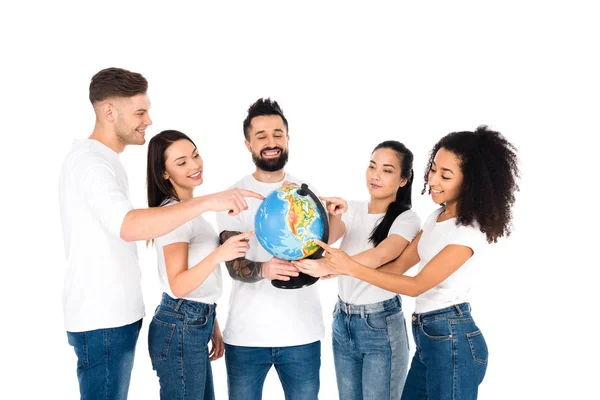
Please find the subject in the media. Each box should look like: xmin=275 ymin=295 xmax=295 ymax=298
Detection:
xmin=422 ymin=125 xmax=520 ymax=243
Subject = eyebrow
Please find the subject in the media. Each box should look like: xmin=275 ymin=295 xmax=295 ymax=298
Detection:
xmin=369 ymin=160 xmax=396 ymax=169
xmin=254 ymin=128 xmax=285 ymax=136
xmin=135 ymin=108 xmax=148 ymax=112
xmin=432 ymin=161 xmax=454 ymax=174
xmin=173 ymin=148 xmax=198 ymax=162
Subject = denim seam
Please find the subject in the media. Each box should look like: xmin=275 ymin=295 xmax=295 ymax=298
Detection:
xmin=466 ymin=330 xmax=488 ymax=365
xmin=386 ymin=312 xmax=405 ymax=400
xmin=155 ymin=310 xmax=184 ymax=319
xmin=104 ymin=329 xmax=110 ymax=400
xmin=338 ymin=302 xmax=401 ymax=316
xmin=452 ymin=323 xmax=457 ymax=400
xmin=150 ymin=318 xmax=177 ymax=362
xmin=449 ymin=318 xmax=474 ymax=324
xmin=418 ymin=323 xmax=452 ymax=341
xmin=420 ymin=313 xmax=471 ymax=324
xmin=363 ymin=314 xmax=389 ymax=331
xmin=82 ymin=332 xmax=89 ymax=369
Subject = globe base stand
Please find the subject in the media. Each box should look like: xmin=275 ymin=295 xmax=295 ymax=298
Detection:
xmin=271 ymin=272 xmax=319 ymax=289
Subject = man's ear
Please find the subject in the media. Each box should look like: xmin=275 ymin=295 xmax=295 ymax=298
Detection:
xmin=98 ymin=101 xmax=116 ymax=123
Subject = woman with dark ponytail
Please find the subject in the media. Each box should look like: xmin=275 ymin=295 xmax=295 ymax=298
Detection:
xmin=315 ymin=126 xmax=520 ymax=400
xmin=295 ymin=140 xmax=421 ymax=400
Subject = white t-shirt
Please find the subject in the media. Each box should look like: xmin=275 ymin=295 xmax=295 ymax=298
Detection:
xmin=338 ymin=201 xmax=421 ymax=305
xmin=59 ymin=139 xmax=144 ymax=332
xmin=415 ymin=207 xmax=488 ymax=313
xmin=216 ymin=173 xmax=325 ymax=347
xmin=155 ymin=200 xmax=223 ymax=304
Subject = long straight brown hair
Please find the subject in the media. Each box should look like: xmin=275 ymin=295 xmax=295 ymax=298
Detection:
xmin=146 ymin=130 xmax=197 ymax=208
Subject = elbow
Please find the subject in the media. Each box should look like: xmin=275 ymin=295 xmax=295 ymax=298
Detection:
xmin=120 ymin=229 xmax=136 ymax=243
xmin=170 ymin=285 xmax=188 ymax=299
xmin=406 ymin=284 xmax=427 ymax=297
xmin=225 ymin=262 xmax=238 ymax=279
xmin=119 ymin=219 xmax=137 ymax=243
xmin=119 ymin=214 xmax=137 ymax=242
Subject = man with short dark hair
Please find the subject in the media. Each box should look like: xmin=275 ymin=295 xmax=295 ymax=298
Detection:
xmin=217 ymin=98 xmax=324 ymax=400
xmin=59 ymin=67 xmax=261 ymax=399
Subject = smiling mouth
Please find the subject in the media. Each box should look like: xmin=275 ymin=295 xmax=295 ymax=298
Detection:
xmin=431 ymin=189 xmax=443 ymax=194
xmin=188 ymin=171 xmax=202 ymax=179
xmin=261 ymin=149 xmax=281 ymax=158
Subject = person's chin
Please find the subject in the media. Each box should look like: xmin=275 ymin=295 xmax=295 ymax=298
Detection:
xmin=430 ymin=194 xmax=445 ymax=205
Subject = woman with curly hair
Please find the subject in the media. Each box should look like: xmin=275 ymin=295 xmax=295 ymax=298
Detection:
xmin=304 ymin=126 xmax=519 ymax=400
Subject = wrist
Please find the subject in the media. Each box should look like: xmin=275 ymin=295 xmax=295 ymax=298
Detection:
xmin=194 ymin=194 xmax=212 ymax=214
xmin=345 ymin=260 xmax=360 ymax=277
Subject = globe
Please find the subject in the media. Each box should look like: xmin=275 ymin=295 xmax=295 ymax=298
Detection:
xmin=255 ymin=183 xmax=329 ymax=261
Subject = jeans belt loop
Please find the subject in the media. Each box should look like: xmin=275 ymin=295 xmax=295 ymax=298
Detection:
xmin=360 ymin=306 xmax=365 ymax=319
xmin=454 ymin=304 xmax=463 ymax=316
xmin=175 ymin=298 xmax=184 ymax=312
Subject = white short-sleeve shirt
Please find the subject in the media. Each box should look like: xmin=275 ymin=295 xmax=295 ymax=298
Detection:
xmin=338 ymin=201 xmax=421 ymax=305
xmin=154 ymin=200 xmax=222 ymax=304
xmin=216 ymin=174 xmax=324 ymax=347
xmin=415 ymin=207 xmax=488 ymax=313
xmin=59 ymin=139 xmax=144 ymax=332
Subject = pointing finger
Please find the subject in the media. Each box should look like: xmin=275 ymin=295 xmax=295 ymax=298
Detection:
xmin=239 ymin=189 xmax=265 ymax=200
xmin=314 ymin=239 xmax=333 ymax=253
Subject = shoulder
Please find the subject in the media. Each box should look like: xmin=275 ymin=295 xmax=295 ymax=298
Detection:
xmin=62 ymin=143 xmax=115 ymax=182
xmin=450 ymin=220 xmax=488 ymax=252
xmin=422 ymin=207 xmax=444 ymax=229
xmin=389 ymin=209 xmax=422 ymax=241
xmin=394 ymin=209 xmax=421 ymax=225
xmin=342 ymin=200 xmax=365 ymax=223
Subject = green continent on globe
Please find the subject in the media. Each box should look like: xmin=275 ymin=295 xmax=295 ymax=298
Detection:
xmin=281 ymin=186 xmax=318 ymax=257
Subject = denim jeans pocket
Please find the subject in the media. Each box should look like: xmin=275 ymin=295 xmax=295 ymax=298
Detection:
xmin=184 ymin=310 xmax=210 ymax=328
xmin=466 ymin=330 xmax=488 ymax=365
xmin=420 ymin=318 xmax=453 ymax=340
xmin=364 ymin=309 xmax=400 ymax=331
xmin=67 ymin=331 xmax=89 ymax=369
xmin=148 ymin=316 xmax=177 ymax=362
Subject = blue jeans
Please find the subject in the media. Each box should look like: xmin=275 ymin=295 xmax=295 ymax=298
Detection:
xmin=332 ymin=295 xmax=410 ymax=400
xmin=225 ymin=341 xmax=321 ymax=400
xmin=66 ymin=319 xmax=142 ymax=400
xmin=401 ymin=303 xmax=488 ymax=400
xmin=148 ymin=293 xmax=217 ymax=400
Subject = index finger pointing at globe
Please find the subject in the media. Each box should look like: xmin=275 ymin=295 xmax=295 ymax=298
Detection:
xmin=313 ymin=239 xmax=333 ymax=253
xmin=239 ymin=189 xmax=265 ymax=200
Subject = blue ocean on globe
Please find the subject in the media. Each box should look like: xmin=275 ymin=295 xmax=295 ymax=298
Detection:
xmin=255 ymin=185 xmax=325 ymax=261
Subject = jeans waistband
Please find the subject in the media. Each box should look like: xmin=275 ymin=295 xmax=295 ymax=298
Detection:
xmin=336 ymin=295 xmax=401 ymax=317
xmin=159 ymin=292 xmax=216 ymax=314
xmin=412 ymin=302 xmax=471 ymax=324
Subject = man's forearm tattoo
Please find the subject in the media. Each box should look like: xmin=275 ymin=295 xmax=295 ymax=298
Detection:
xmin=219 ymin=230 xmax=264 ymax=283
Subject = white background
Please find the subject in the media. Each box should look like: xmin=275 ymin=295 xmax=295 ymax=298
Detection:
xmin=1 ymin=1 xmax=598 ymax=399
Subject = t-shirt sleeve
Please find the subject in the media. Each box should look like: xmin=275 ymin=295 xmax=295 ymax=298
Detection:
xmin=78 ymin=158 xmax=133 ymax=237
xmin=449 ymin=224 xmax=488 ymax=255
xmin=155 ymin=220 xmax=193 ymax=247
xmin=389 ymin=210 xmax=422 ymax=242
